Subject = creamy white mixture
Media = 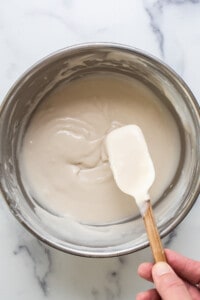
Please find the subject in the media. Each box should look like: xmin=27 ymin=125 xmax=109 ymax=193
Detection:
xmin=20 ymin=74 xmax=181 ymax=225
xmin=106 ymin=125 xmax=155 ymax=215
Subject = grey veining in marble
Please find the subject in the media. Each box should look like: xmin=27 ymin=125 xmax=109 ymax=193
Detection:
xmin=14 ymin=241 xmax=52 ymax=295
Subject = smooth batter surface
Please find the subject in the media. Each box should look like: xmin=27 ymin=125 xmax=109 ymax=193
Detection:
xmin=20 ymin=74 xmax=181 ymax=224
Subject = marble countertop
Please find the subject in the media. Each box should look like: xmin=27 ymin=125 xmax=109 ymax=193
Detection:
xmin=0 ymin=1 xmax=199 ymax=299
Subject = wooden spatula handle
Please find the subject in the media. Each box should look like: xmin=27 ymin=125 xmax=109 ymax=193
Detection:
xmin=143 ymin=200 xmax=166 ymax=262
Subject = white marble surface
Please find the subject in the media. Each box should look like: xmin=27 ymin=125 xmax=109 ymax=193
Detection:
xmin=0 ymin=0 xmax=199 ymax=299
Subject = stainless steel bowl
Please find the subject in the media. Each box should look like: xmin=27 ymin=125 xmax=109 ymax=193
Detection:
xmin=0 ymin=43 xmax=199 ymax=257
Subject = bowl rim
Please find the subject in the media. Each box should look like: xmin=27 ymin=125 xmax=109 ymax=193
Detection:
xmin=0 ymin=42 xmax=200 ymax=257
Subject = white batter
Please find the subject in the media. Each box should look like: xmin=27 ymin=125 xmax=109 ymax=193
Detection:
xmin=20 ymin=74 xmax=181 ymax=224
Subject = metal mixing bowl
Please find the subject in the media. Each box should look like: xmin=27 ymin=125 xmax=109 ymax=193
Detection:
xmin=0 ymin=43 xmax=199 ymax=257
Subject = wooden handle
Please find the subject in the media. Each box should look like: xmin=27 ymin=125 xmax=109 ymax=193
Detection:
xmin=143 ymin=200 xmax=166 ymax=262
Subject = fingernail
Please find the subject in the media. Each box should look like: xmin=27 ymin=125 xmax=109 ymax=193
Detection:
xmin=153 ymin=262 xmax=172 ymax=276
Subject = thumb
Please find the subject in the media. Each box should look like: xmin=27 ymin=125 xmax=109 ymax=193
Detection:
xmin=152 ymin=262 xmax=191 ymax=300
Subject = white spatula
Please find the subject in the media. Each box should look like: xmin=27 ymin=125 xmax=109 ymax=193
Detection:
xmin=106 ymin=125 xmax=166 ymax=262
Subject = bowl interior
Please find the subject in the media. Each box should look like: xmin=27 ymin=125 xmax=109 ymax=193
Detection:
xmin=0 ymin=44 xmax=199 ymax=257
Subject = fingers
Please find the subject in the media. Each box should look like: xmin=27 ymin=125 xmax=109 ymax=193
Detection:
xmin=138 ymin=249 xmax=200 ymax=286
xmin=138 ymin=262 xmax=200 ymax=299
xmin=184 ymin=279 xmax=200 ymax=299
xmin=137 ymin=249 xmax=200 ymax=299
xmin=152 ymin=262 xmax=192 ymax=300
xmin=165 ymin=249 xmax=200 ymax=285
xmin=136 ymin=288 xmax=160 ymax=300
xmin=138 ymin=262 xmax=154 ymax=282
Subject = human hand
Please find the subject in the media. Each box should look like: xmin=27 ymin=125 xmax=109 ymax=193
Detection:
xmin=137 ymin=249 xmax=200 ymax=300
